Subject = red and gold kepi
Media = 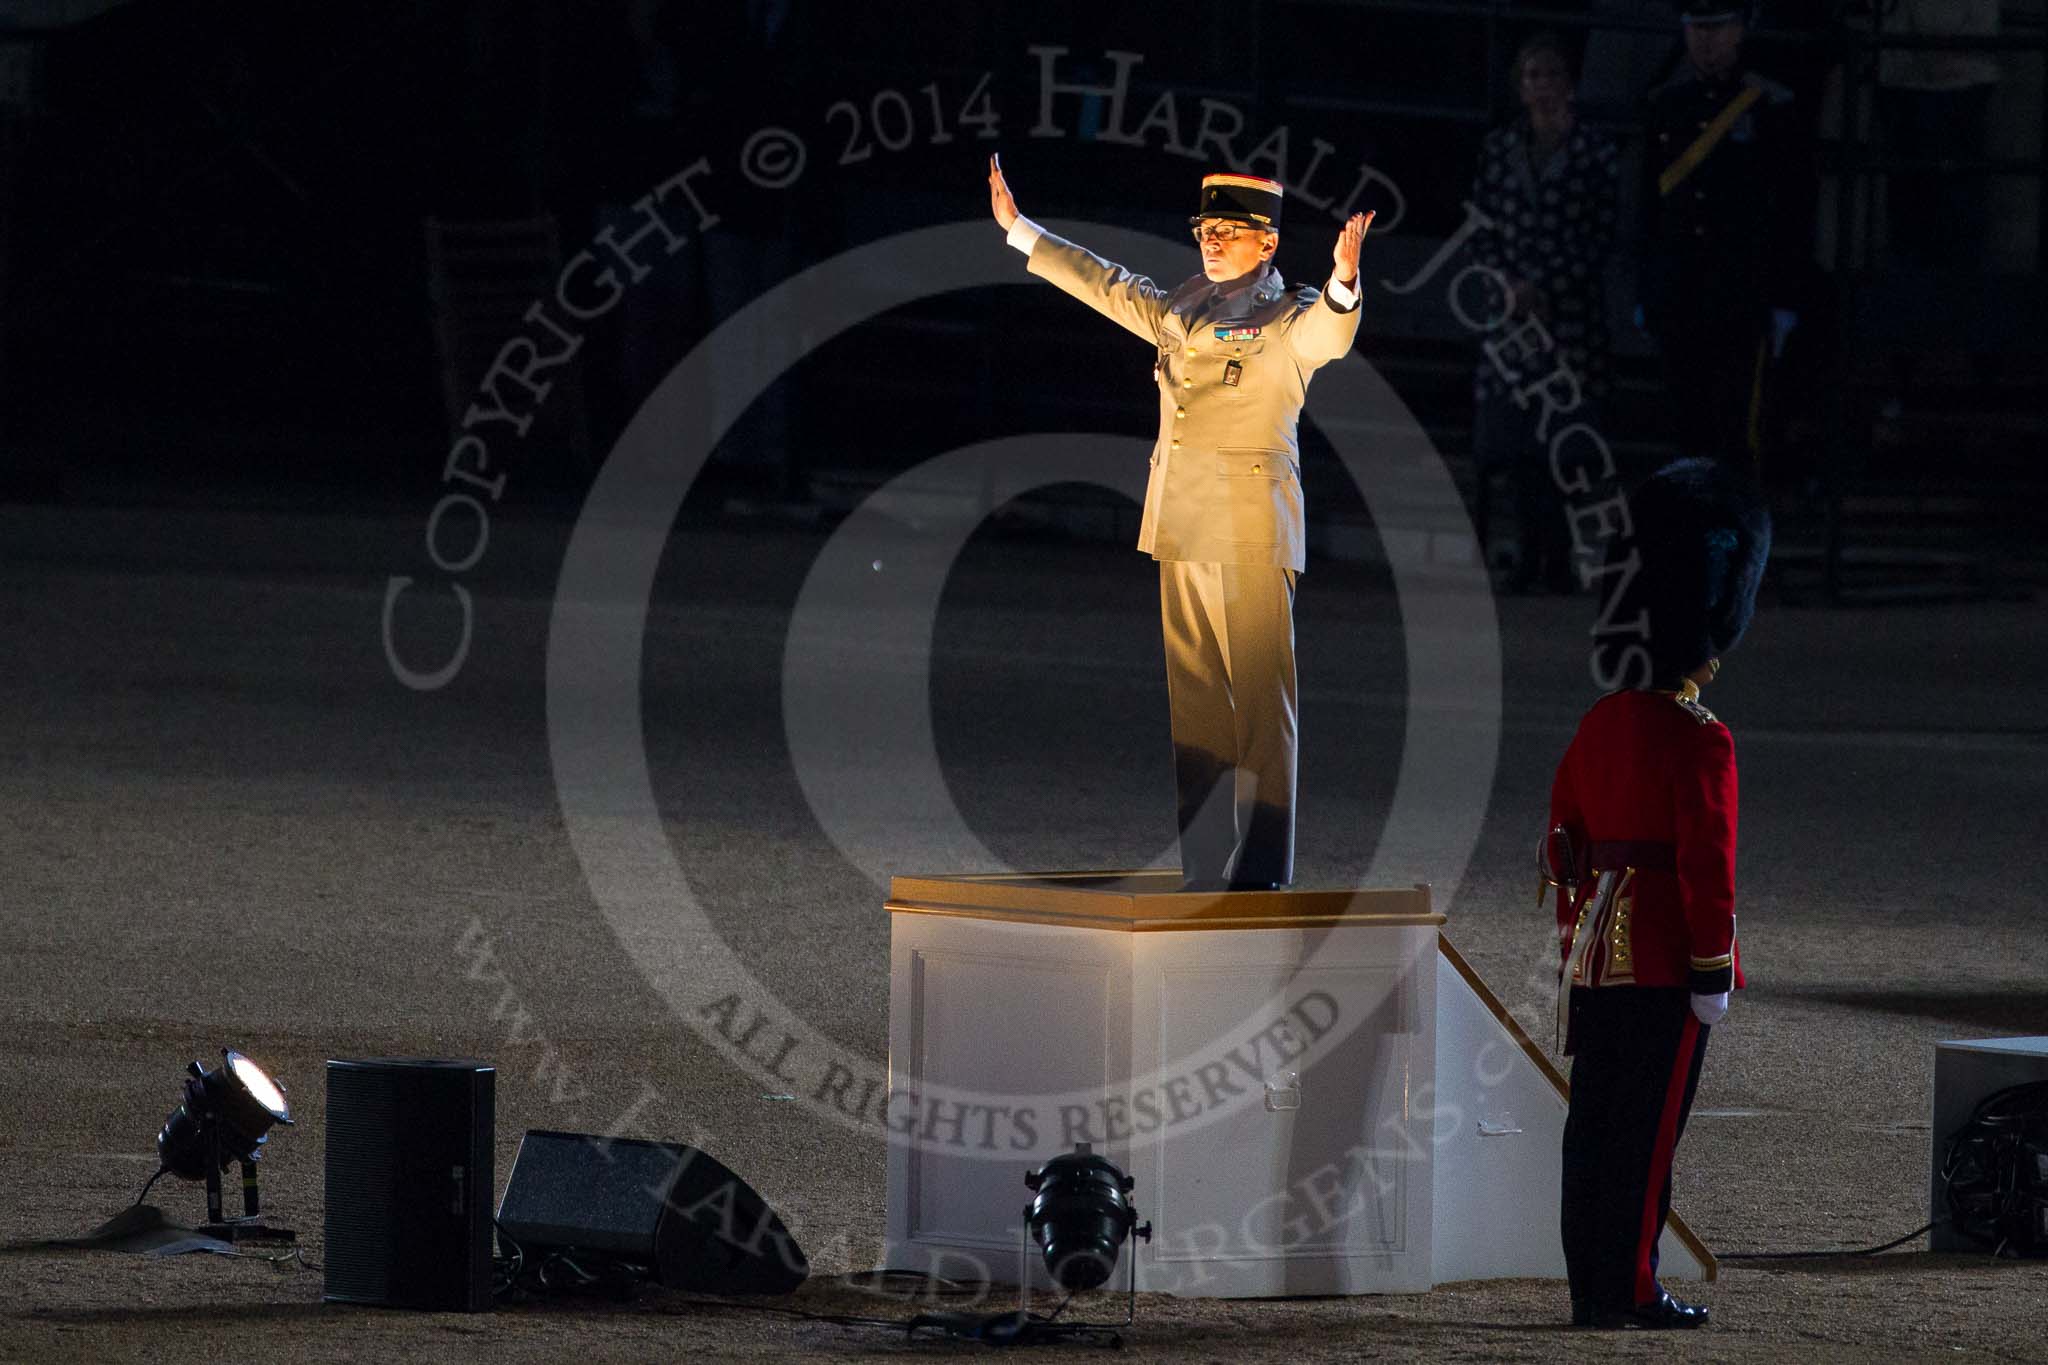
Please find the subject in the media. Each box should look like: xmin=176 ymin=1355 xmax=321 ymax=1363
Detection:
xmin=1190 ymin=173 xmax=1283 ymax=230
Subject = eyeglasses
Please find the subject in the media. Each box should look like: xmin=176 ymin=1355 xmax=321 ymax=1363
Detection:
xmin=1191 ymin=222 xmax=1262 ymax=244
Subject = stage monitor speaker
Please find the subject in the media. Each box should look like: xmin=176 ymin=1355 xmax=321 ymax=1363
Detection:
xmin=496 ymin=1129 xmax=808 ymax=1294
xmin=322 ymin=1058 xmax=495 ymax=1311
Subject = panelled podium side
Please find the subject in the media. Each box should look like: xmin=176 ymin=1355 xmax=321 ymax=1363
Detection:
xmin=882 ymin=871 xmax=1715 ymax=1299
xmin=884 ymin=871 xmax=1442 ymax=1297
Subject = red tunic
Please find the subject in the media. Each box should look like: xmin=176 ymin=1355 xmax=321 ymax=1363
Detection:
xmin=1549 ymin=687 xmax=1743 ymax=995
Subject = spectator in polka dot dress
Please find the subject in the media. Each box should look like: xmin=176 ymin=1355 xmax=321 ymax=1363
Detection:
xmin=1467 ymin=32 xmax=1620 ymax=594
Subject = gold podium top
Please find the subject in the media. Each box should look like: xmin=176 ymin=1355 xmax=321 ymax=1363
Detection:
xmin=886 ymin=871 xmax=1439 ymax=933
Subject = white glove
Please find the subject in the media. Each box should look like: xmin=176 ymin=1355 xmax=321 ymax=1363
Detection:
xmin=1691 ymin=991 xmax=1729 ymax=1026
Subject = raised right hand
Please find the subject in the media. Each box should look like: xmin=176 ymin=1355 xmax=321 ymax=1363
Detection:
xmin=987 ymin=153 xmax=1019 ymax=232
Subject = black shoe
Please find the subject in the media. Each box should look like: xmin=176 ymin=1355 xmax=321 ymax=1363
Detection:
xmin=1579 ymin=1290 xmax=1709 ymax=1330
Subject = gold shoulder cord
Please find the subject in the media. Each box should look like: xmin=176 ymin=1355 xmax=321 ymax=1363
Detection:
xmin=1657 ymin=84 xmax=1763 ymax=198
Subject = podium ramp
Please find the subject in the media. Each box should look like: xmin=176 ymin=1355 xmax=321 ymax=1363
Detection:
xmin=1432 ymin=935 xmax=1714 ymax=1284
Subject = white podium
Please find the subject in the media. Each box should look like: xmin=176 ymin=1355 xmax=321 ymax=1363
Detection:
xmin=882 ymin=870 xmax=1716 ymax=1298
xmin=883 ymin=871 xmax=1443 ymax=1297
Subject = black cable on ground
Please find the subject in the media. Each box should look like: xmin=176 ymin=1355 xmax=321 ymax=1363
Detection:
xmin=132 ymin=1165 xmax=169 ymax=1208
xmin=678 ymin=1294 xmax=934 ymax=1333
xmin=221 ymin=1244 xmax=319 ymax=1272
xmin=843 ymin=1289 xmax=1118 ymax=1348
xmin=491 ymin=1218 xmax=526 ymax=1301
xmin=686 ymin=1296 xmax=1126 ymax=1349
xmin=838 ymin=1268 xmax=984 ymax=1297
xmin=495 ymin=1246 xmax=1124 ymax=1347
xmin=1719 ymin=1220 xmax=1939 ymax=1260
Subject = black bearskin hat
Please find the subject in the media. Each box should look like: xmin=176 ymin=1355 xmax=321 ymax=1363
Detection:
xmin=1604 ymin=459 xmax=1771 ymax=686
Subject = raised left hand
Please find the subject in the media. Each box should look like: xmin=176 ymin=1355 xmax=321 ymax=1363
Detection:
xmin=1332 ymin=210 xmax=1373 ymax=286
xmin=987 ymin=153 xmax=1020 ymax=232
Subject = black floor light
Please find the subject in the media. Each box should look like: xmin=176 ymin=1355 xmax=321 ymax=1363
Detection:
xmin=153 ymin=1048 xmax=296 ymax=1242
xmin=1024 ymin=1142 xmax=1151 ymax=1295
xmin=905 ymin=1142 xmax=1151 ymax=1348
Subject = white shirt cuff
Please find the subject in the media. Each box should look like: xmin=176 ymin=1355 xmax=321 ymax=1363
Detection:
xmin=1006 ymin=216 xmax=1044 ymax=255
xmin=1326 ymin=274 xmax=1360 ymax=310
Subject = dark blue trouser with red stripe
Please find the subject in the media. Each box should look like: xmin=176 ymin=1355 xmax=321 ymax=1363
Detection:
xmin=1561 ymin=986 xmax=1711 ymax=1311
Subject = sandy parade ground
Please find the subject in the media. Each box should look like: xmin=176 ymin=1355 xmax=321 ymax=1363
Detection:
xmin=2 ymin=502 xmax=2044 ymax=1363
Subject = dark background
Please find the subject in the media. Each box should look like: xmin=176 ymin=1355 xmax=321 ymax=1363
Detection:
xmin=7 ymin=0 xmax=2033 ymax=569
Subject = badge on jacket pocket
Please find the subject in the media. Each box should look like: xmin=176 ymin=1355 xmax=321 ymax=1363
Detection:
xmin=1223 ymin=359 xmax=1243 ymax=387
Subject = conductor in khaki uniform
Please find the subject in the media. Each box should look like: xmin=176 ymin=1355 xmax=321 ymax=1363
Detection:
xmin=987 ymin=155 xmax=1371 ymax=890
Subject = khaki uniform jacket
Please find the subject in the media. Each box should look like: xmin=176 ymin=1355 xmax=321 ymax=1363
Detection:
xmin=1027 ymin=231 xmax=1362 ymax=570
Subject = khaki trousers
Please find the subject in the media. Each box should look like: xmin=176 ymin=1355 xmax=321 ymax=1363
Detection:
xmin=1158 ymin=560 xmax=1299 ymax=888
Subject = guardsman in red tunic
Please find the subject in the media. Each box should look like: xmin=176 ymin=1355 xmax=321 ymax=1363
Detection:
xmin=1543 ymin=457 xmax=1770 ymax=1329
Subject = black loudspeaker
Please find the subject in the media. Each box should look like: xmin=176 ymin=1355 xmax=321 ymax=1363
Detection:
xmin=323 ymin=1059 xmax=495 ymax=1311
xmin=496 ymin=1130 xmax=808 ymax=1294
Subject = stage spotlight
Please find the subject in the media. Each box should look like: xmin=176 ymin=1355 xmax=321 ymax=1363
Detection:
xmin=1023 ymin=1143 xmax=1150 ymax=1293
xmin=912 ymin=1145 xmax=1152 ymax=1347
xmin=154 ymin=1048 xmax=295 ymax=1242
